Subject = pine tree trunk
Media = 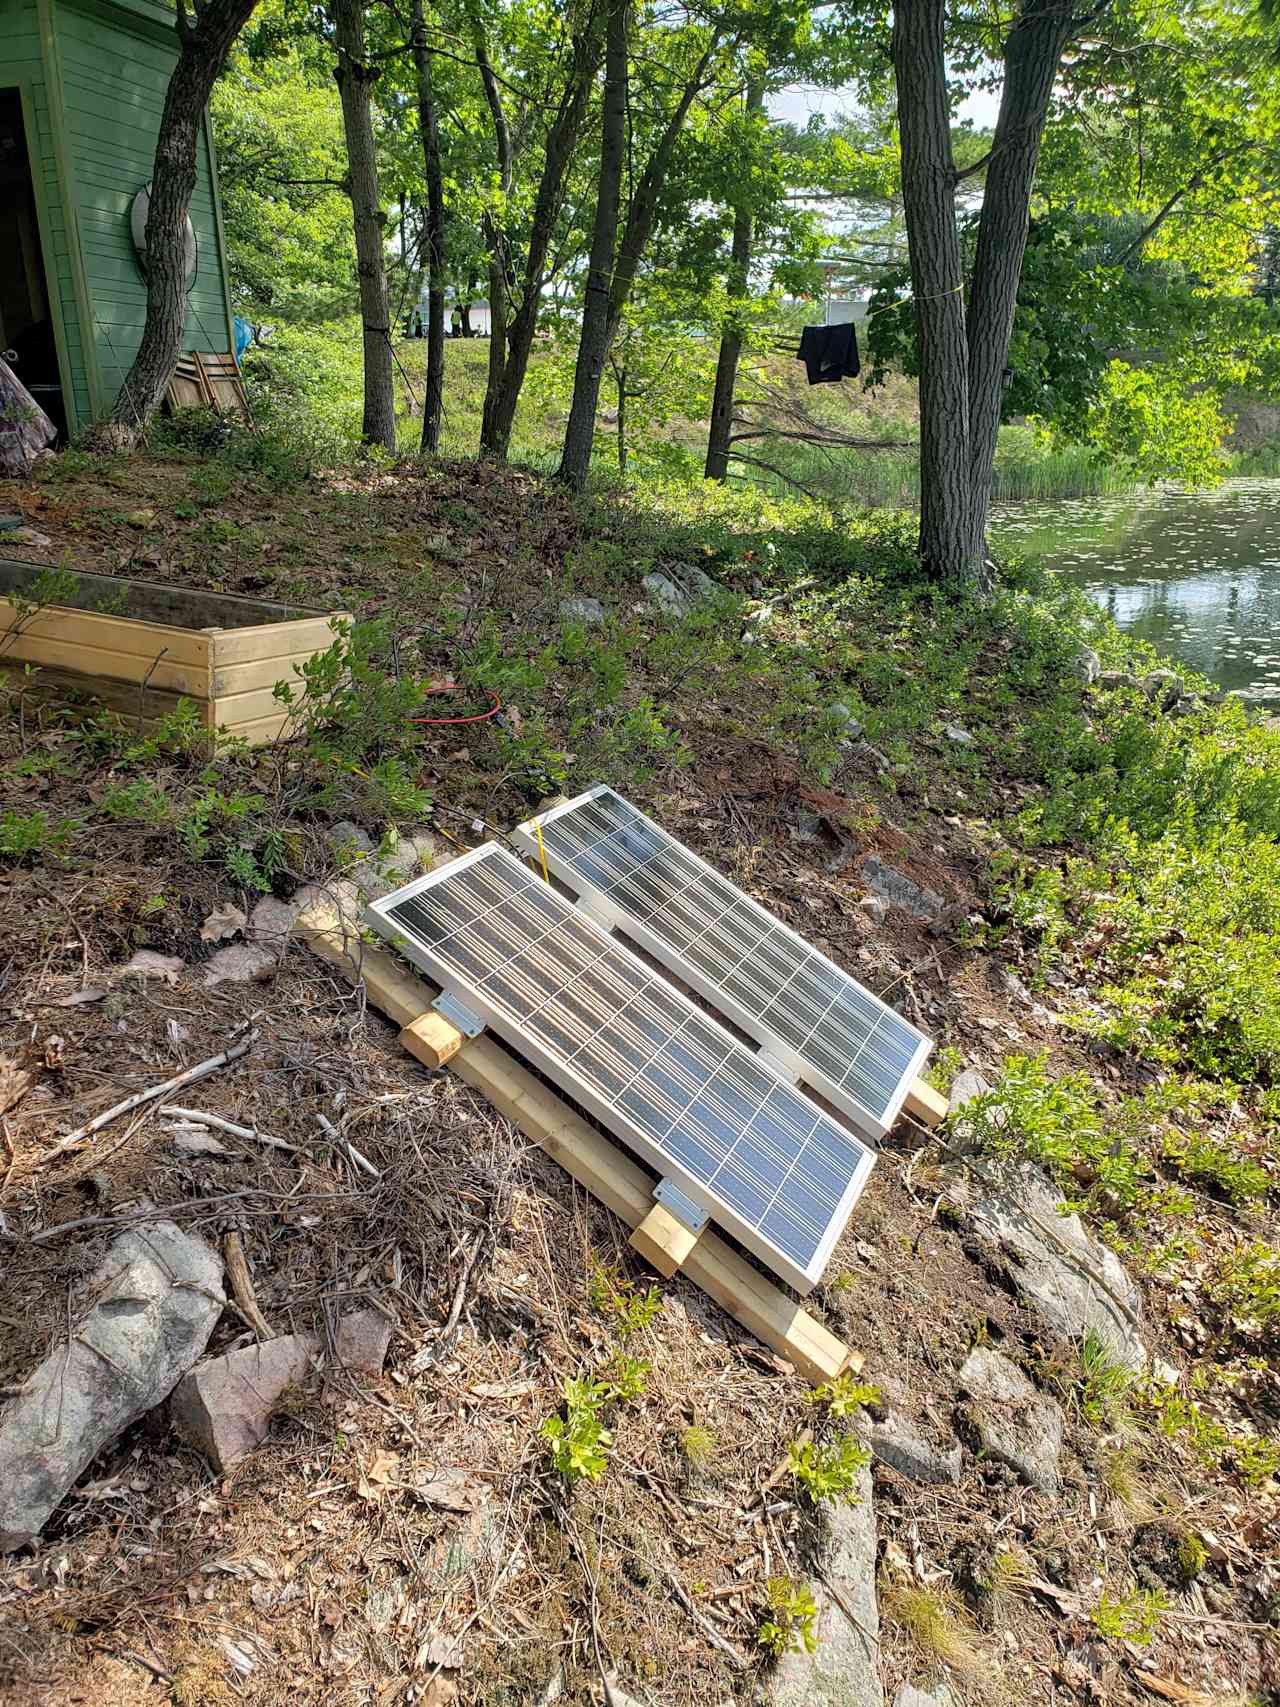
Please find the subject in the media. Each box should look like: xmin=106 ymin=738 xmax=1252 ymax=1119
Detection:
xmin=330 ymin=0 xmax=396 ymax=453
xmin=480 ymin=4 xmax=604 ymax=459
xmin=110 ymin=0 xmax=260 ymax=434
xmin=705 ymin=76 xmax=764 ymax=482
xmin=602 ymin=41 xmax=716 ymax=352
xmin=411 ymin=0 xmax=446 ymax=453
xmin=467 ymin=0 xmax=513 ymax=454
xmin=892 ymin=0 xmax=974 ymax=580
xmin=556 ymin=0 xmax=627 ymax=491
xmin=963 ymin=0 xmax=1076 ymax=586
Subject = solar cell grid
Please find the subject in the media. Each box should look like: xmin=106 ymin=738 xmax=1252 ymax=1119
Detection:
xmin=513 ymin=787 xmax=931 ymax=1140
xmin=366 ymin=842 xmax=875 ymax=1289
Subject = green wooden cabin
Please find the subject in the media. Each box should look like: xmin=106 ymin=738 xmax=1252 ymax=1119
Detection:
xmin=0 ymin=0 xmax=234 ymax=437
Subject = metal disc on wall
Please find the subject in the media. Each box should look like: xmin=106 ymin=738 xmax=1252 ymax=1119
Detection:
xmin=129 ymin=185 xmax=197 ymax=292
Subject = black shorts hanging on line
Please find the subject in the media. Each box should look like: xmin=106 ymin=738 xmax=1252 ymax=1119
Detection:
xmin=797 ymin=322 xmax=860 ymax=385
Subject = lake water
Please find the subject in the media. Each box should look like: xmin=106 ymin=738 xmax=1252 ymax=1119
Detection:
xmin=990 ymin=478 xmax=1280 ymax=705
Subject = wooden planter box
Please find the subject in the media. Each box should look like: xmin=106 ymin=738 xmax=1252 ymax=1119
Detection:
xmin=0 ymin=560 xmax=348 ymax=745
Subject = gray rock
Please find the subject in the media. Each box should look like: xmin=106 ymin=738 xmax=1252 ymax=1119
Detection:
xmin=858 ymin=895 xmax=889 ymax=926
xmin=202 ymin=890 xmax=318 ymax=986
xmin=893 ymin=1687 xmax=954 ymax=1707
xmin=830 ymin=702 xmax=864 ymax=738
xmin=559 ymin=596 xmax=604 ymax=626
xmin=957 ymin=1346 xmax=1063 ymax=1494
xmin=327 ymin=821 xmax=435 ymax=901
xmin=171 ymin=1333 xmax=318 ymax=1473
xmin=0 ymin=1223 xmax=224 ymax=1551
xmin=1097 ymin=670 xmax=1140 ymax=691
xmin=333 ymin=1307 xmax=393 ymax=1377
xmin=966 ymin=1164 xmax=1146 ymax=1370
xmin=202 ymin=942 xmax=280 ymax=986
xmin=948 ymin=1068 xmax=991 ymax=1111
xmin=11 ymin=527 xmax=52 ymax=548
xmin=861 ymin=1413 xmax=961 ymax=1486
xmin=642 ymin=572 xmax=688 ymax=615
xmin=1142 ymin=669 xmax=1181 ymax=700
xmin=944 ymin=723 xmax=976 ymax=747
xmin=861 ymin=855 xmax=948 ymax=923
xmin=1071 ymin=646 xmax=1101 ymax=685
xmin=763 ymin=1461 xmax=881 ymax=1707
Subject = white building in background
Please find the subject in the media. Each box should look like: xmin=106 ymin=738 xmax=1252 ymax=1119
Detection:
xmin=411 ymin=291 xmax=492 ymax=336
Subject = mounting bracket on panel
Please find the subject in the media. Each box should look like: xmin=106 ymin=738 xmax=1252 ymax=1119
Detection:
xmin=654 ymin=1177 xmax=710 ymax=1235
xmin=433 ymin=990 xmax=486 ymax=1038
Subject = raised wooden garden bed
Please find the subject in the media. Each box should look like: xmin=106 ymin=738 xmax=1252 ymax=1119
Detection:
xmin=0 ymin=560 xmax=348 ymax=745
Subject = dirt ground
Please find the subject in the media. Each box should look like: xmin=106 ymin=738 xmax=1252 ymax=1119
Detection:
xmin=0 ymin=452 xmax=1276 ymax=1707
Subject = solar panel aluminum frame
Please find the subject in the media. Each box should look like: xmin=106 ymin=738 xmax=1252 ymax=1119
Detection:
xmin=512 ymin=786 xmax=932 ymax=1144
xmin=363 ymin=843 xmax=876 ymax=1293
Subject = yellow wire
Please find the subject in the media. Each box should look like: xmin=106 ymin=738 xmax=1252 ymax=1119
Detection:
xmin=534 ymin=821 xmax=550 ymax=883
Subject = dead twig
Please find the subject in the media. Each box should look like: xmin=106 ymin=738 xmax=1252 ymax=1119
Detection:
xmin=223 ymin=1231 xmax=274 ymax=1342
xmin=30 ymin=876 xmax=91 ymax=988
xmin=654 ymin=1557 xmax=748 ymax=1669
xmin=45 ymin=1030 xmax=260 ymax=1162
xmin=315 ymin=1110 xmax=380 ymax=1179
xmin=20 ymin=1186 xmax=357 ymax=1246
xmin=160 ymin=1104 xmax=300 ymax=1155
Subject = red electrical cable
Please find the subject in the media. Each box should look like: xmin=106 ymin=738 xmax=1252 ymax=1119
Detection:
xmin=409 ymin=679 xmax=504 ymax=727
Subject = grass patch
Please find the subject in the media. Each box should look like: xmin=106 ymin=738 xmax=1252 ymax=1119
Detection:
xmin=881 ymin=1583 xmax=982 ymax=1672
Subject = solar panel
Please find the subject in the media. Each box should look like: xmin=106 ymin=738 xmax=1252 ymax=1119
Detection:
xmin=512 ymin=787 xmax=931 ymax=1142
xmin=364 ymin=844 xmax=875 ymax=1291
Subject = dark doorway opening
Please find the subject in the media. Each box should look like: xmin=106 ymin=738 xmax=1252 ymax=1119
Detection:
xmin=0 ymin=87 xmax=67 ymax=441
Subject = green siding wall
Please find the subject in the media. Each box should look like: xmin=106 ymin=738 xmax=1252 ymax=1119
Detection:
xmin=0 ymin=0 xmax=232 ymax=429
xmin=0 ymin=0 xmax=93 ymax=430
xmin=54 ymin=0 xmax=232 ymax=412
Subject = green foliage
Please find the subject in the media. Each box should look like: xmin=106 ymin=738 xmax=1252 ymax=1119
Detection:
xmin=540 ymin=1376 xmax=615 ymax=1483
xmin=1175 ymin=1532 xmax=1209 ymax=1585
xmin=1210 ymin=1242 xmax=1280 ymax=1340
xmin=680 ymin=1425 xmax=717 ymax=1469
xmin=757 ymin=1577 xmax=819 ymax=1659
xmin=540 ymin=1358 xmax=649 ymax=1482
xmin=0 ymin=810 xmax=78 ymax=861
xmin=1091 ymin=1587 xmax=1168 ymax=1646
xmin=957 ymin=1052 xmax=1149 ymax=1209
xmin=1161 ymin=1130 xmax=1269 ymax=1207
xmin=787 ymin=1434 xmax=870 ymax=1504
xmin=587 ymin=1264 xmax=663 ymax=1339
xmin=1077 ymin=1330 xmax=1136 ymax=1427
xmin=600 ymin=1354 xmax=650 ymax=1401
xmin=809 ymin=1374 xmax=881 ymax=1418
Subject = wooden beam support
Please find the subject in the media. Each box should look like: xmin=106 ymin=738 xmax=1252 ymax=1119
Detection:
xmin=399 ymin=1009 xmax=467 ymax=1070
xmin=904 ymin=1077 xmax=948 ymax=1128
xmin=295 ymin=892 xmax=857 ymax=1384
xmin=630 ymin=1203 xmax=701 ymax=1279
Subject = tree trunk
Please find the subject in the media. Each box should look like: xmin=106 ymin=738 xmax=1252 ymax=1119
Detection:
xmin=963 ymin=0 xmax=1076 ymax=580
xmin=330 ymin=0 xmax=396 ymax=453
xmin=556 ymin=0 xmax=627 ymax=491
xmin=467 ymin=0 xmax=513 ymax=451
xmin=892 ymin=0 xmax=973 ymax=579
xmin=705 ymin=76 xmax=764 ymax=481
xmin=480 ymin=1 xmax=605 ymax=459
xmin=110 ymin=0 xmax=260 ymax=433
xmin=411 ymin=0 xmax=445 ymax=452
xmin=602 ymin=40 xmax=717 ymax=350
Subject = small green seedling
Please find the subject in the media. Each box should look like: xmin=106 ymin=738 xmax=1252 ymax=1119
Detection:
xmin=757 ymin=1576 xmax=819 ymax=1658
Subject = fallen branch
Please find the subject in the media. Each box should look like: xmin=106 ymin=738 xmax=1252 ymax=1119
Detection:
xmin=19 ymin=1187 xmax=358 ymax=1246
xmin=223 ymin=1230 xmax=274 ymax=1342
xmin=161 ymin=1105 xmax=299 ymax=1155
xmin=46 ymin=1031 xmax=260 ymax=1162
xmin=655 ymin=1557 xmax=747 ymax=1669
xmin=315 ymin=1110 xmax=381 ymax=1180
